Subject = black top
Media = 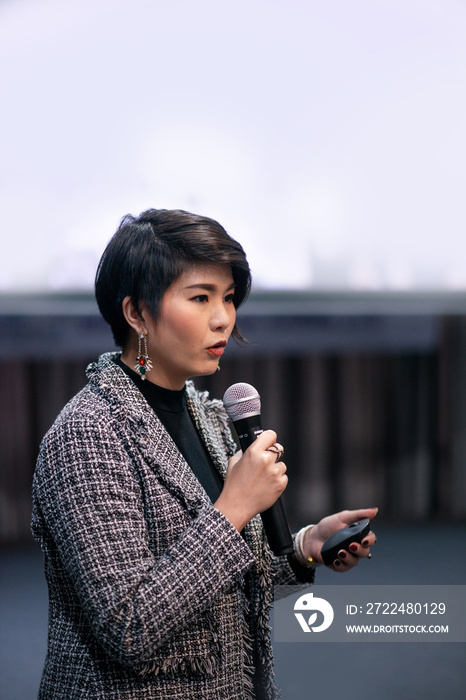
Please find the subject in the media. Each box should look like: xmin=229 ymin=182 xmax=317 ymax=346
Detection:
xmin=114 ymin=357 xmax=223 ymax=502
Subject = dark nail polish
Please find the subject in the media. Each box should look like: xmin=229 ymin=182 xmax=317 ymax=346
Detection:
xmin=349 ymin=543 xmax=358 ymax=553
xmin=339 ymin=550 xmax=347 ymax=559
xmin=362 ymin=539 xmax=370 ymax=547
xmin=334 ymin=560 xmax=341 ymax=567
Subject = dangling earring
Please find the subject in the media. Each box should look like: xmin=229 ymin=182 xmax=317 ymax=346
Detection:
xmin=217 ymin=359 xmax=221 ymax=372
xmin=135 ymin=331 xmax=153 ymax=380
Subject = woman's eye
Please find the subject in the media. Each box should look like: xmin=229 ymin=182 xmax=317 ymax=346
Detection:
xmin=225 ymin=294 xmax=235 ymax=303
xmin=192 ymin=294 xmax=208 ymax=302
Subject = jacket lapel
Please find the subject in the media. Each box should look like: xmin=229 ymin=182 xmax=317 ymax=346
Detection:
xmin=89 ymin=354 xmax=211 ymax=517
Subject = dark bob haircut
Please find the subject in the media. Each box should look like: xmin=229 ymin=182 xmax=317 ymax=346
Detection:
xmin=95 ymin=208 xmax=252 ymax=348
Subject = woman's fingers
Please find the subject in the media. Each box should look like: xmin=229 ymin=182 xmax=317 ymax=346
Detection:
xmin=332 ymin=529 xmax=377 ymax=570
xmin=349 ymin=530 xmax=377 ymax=555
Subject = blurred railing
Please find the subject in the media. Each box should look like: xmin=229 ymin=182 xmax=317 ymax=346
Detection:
xmin=1 ymin=292 xmax=466 ymax=544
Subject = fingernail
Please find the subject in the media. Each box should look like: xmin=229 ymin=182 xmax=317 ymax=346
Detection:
xmin=339 ymin=550 xmax=347 ymax=559
xmin=362 ymin=539 xmax=370 ymax=547
xmin=334 ymin=560 xmax=341 ymax=567
xmin=349 ymin=543 xmax=358 ymax=553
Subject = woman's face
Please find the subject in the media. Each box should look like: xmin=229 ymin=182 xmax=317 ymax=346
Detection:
xmin=140 ymin=263 xmax=236 ymax=390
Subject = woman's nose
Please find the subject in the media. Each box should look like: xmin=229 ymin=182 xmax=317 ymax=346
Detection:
xmin=210 ymin=301 xmax=234 ymax=331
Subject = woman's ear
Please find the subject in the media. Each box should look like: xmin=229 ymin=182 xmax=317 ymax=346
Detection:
xmin=121 ymin=296 xmax=146 ymax=334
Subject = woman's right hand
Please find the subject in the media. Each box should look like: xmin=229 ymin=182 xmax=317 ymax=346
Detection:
xmin=213 ymin=430 xmax=288 ymax=532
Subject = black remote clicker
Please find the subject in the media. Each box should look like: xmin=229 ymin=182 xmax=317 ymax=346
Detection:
xmin=320 ymin=518 xmax=371 ymax=566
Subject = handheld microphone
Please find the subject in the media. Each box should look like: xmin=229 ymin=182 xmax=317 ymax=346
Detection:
xmin=223 ymin=382 xmax=293 ymax=556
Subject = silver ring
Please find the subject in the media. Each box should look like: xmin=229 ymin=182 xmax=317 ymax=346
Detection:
xmin=266 ymin=443 xmax=284 ymax=462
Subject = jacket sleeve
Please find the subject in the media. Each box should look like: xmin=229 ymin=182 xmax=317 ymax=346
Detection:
xmin=266 ymin=543 xmax=316 ymax=588
xmin=32 ymin=414 xmax=255 ymax=671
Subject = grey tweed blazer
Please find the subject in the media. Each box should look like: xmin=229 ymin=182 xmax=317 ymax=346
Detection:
xmin=31 ymin=353 xmax=313 ymax=699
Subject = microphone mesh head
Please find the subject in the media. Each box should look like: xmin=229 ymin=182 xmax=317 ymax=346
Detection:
xmin=223 ymin=382 xmax=261 ymax=421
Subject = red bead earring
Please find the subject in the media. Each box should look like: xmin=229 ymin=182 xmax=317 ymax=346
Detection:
xmin=134 ymin=332 xmax=153 ymax=380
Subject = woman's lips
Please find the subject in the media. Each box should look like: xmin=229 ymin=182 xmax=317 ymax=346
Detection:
xmin=207 ymin=346 xmax=225 ymax=357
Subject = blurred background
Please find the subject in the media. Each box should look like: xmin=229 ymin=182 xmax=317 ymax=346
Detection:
xmin=1 ymin=0 xmax=465 ymax=698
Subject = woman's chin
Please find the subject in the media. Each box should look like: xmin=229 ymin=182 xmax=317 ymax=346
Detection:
xmin=191 ymin=361 xmax=221 ymax=378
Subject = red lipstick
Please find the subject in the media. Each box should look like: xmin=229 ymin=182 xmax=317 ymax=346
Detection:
xmin=207 ymin=341 xmax=226 ymax=357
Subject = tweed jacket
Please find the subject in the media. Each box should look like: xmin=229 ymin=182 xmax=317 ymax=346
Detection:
xmin=31 ymin=353 xmax=314 ymax=699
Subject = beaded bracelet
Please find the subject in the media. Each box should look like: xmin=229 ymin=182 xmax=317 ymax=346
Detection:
xmin=293 ymin=524 xmax=321 ymax=567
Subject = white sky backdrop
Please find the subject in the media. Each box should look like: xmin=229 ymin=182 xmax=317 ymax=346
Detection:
xmin=1 ymin=0 xmax=466 ymax=292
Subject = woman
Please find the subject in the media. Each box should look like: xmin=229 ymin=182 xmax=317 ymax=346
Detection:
xmin=31 ymin=208 xmax=377 ymax=699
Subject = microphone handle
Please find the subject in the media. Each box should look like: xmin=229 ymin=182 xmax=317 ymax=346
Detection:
xmin=233 ymin=416 xmax=293 ymax=556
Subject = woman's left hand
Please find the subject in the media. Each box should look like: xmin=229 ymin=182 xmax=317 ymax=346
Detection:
xmin=303 ymin=507 xmax=378 ymax=572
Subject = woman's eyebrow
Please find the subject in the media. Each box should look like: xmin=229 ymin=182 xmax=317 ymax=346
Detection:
xmin=184 ymin=282 xmax=236 ymax=292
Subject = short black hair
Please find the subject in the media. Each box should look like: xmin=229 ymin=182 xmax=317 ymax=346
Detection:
xmin=95 ymin=208 xmax=252 ymax=347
